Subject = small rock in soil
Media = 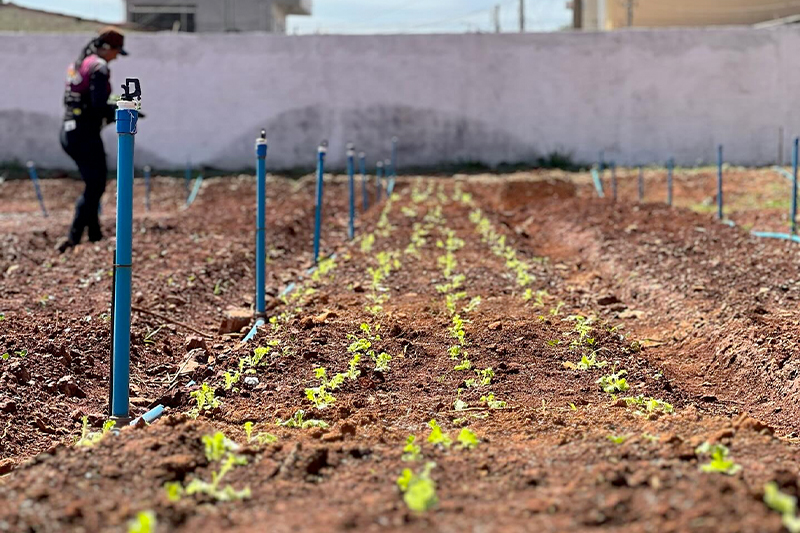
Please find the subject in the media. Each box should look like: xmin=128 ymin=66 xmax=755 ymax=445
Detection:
xmin=57 ymin=375 xmax=86 ymax=398
xmin=0 ymin=459 xmax=15 ymax=475
xmin=218 ymin=307 xmax=252 ymax=335
xmin=0 ymin=399 xmax=17 ymax=414
xmin=313 ymin=310 xmax=337 ymax=325
xmin=488 ymin=321 xmax=502 ymax=331
xmin=185 ymin=336 xmax=208 ymax=353
xmin=244 ymin=376 xmax=259 ymax=387
xmin=8 ymin=362 xmax=30 ymax=383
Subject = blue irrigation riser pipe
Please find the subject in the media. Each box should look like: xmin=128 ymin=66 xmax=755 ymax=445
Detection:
xmin=376 ymin=161 xmax=384 ymax=203
xmin=110 ymin=78 xmax=141 ymax=422
xmin=26 ymin=162 xmax=48 ymax=217
xmin=667 ymin=158 xmax=674 ymax=207
xmin=389 ymin=137 xmax=398 ymax=195
xmin=359 ymin=152 xmax=368 ymax=211
xmin=144 ymin=165 xmax=151 ymax=212
xmin=611 ymin=162 xmax=617 ymax=202
xmin=717 ymin=145 xmax=724 ymax=221
xmin=255 ymin=130 xmax=268 ymax=317
xmin=184 ymin=161 xmax=192 ymax=200
xmin=591 ymin=167 xmax=605 ymax=198
xmin=347 ymin=143 xmax=356 ymax=240
xmin=638 ymin=166 xmax=644 ymax=203
xmin=792 ymin=137 xmax=799 ymax=236
xmin=313 ymin=141 xmax=327 ymax=264
xmin=186 ymin=174 xmax=203 ymax=206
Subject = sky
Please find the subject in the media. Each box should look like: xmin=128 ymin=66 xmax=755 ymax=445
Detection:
xmin=10 ymin=0 xmax=571 ymax=34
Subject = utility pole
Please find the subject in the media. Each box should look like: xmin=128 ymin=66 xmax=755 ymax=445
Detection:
xmin=624 ymin=0 xmax=636 ymax=27
xmin=519 ymin=0 xmax=525 ymax=32
xmin=493 ymin=4 xmax=501 ymax=33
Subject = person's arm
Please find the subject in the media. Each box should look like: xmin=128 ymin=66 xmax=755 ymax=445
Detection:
xmin=88 ymin=64 xmax=116 ymax=124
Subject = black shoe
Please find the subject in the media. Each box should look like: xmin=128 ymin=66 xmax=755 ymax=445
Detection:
xmin=55 ymin=238 xmax=76 ymax=254
xmin=88 ymin=230 xmax=103 ymax=243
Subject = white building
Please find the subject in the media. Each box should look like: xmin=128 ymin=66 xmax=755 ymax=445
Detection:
xmin=125 ymin=0 xmax=311 ymax=33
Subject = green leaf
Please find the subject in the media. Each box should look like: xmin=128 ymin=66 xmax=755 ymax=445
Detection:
xmin=127 ymin=510 xmax=157 ymax=533
xmin=427 ymin=420 xmax=452 ymax=448
xmin=457 ymin=428 xmax=479 ymax=449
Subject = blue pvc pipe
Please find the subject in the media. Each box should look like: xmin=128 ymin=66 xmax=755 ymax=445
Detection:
xmin=376 ymin=162 xmax=384 ymax=203
xmin=792 ymin=138 xmax=799 ymax=235
xmin=184 ymin=162 xmax=191 ymax=199
xmin=773 ymin=166 xmax=794 ymax=182
xmin=313 ymin=142 xmax=327 ymax=264
xmin=26 ymin=162 xmax=48 ymax=218
xmin=347 ymin=144 xmax=355 ymax=240
xmin=111 ymin=102 xmax=138 ymax=419
xmin=638 ymin=166 xmax=644 ymax=202
xmin=144 ymin=165 xmax=151 ymax=212
xmin=280 ymin=282 xmax=296 ymax=298
xmin=611 ymin=162 xmax=617 ymax=202
xmin=752 ymin=231 xmax=800 ymax=244
xmin=243 ymin=318 xmax=265 ymax=343
xmin=717 ymin=146 xmax=724 ymax=220
xmin=667 ymin=158 xmax=674 ymax=207
xmin=129 ymin=404 xmax=165 ymax=426
xmin=386 ymin=159 xmax=395 ymax=197
xmin=591 ymin=168 xmax=605 ymax=198
xmin=186 ymin=174 xmax=203 ymax=206
xmin=359 ymin=152 xmax=368 ymax=211
xmin=255 ymin=131 xmax=268 ymax=316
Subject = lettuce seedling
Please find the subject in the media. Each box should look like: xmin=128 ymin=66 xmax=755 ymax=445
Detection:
xmin=457 ymin=428 xmax=479 ymax=449
xmin=695 ymin=442 xmax=742 ymax=475
xmin=223 ymin=371 xmax=240 ymax=391
xmin=402 ymin=435 xmax=422 ymax=462
xmin=764 ymin=482 xmax=800 ymax=533
xmin=189 ymin=383 xmax=221 ymax=418
xmin=622 ymin=396 xmax=674 ymax=415
xmin=427 ymin=420 xmax=452 ymax=448
xmin=75 ymin=417 xmax=116 ymax=447
xmin=597 ymin=370 xmax=629 ymax=393
xmin=277 ymin=410 xmax=329 ymax=429
xmin=477 ymin=367 xmax=494 ymax=386
xmin=127 ymin=510 xmax=156 ymax=533
xmin=606 ymin=435 xmax=628 ymax=445
xmin=453 ymin=358 xmax=472 ymax=371
xmin=480 ymin=393 xmax=507 ymax=409
xmin=397 ymin=462 xmax=438 ymax=512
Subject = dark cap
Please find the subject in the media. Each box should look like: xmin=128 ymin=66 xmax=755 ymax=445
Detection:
xmin=98 ymin=27 xmax=128 ymax=56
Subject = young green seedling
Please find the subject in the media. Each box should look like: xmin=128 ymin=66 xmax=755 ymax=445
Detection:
xmin=396 ymin=462 xmax=438 ymax=512
xmin=695 ymin=442 xmax=742 ymax=475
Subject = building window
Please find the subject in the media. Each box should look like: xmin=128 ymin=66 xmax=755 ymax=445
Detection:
xmin=130 ymin=4 xmax=197 ymax=32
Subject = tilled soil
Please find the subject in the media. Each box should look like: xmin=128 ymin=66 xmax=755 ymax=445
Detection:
xmin=1 ymin=171 xmax=800 ymax=532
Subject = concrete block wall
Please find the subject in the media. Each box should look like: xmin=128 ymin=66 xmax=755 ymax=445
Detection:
xmin=0 ymin=28 xmax=798 ymax=171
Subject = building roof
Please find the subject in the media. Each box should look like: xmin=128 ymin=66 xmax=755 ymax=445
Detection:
xmin=0 ymin=1 xmax=126 ymax=32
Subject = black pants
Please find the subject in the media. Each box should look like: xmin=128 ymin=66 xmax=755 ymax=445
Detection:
xmin=61 ymin=127 xmax=107 ymax=243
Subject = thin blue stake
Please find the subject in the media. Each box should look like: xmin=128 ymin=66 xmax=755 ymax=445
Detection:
xmin=110 ymin=78 xmax=140 ymax=421
xmin=376 ymin=161 xmax=384 ymax=202
xmin=359 ymin=152 xmax=368 ymax=211
xmin=313 ymin=141 xmax=327 ymax=264
xmin=717 ymin=145 xmax=724 ymax=221
xmin=385 ymin=159 xmax=395 ymax=196
xmin=347 ymin=143 xmax=356 ymax=240
xmin=611 ymin=162 xmax=617 ymax=202
xmin=792 ymin=138 xmax=799 ymax=235
xmin=638 ymin=166 xmax=644 ymax=202
xmin=186 ymin=174 xmax=203 ymax=206
xmin=184 ymin=161 xmax=191 ymax=200
xmin=26 ymin=162 xmax=48 ymax=217
xmin=144 ymin=165 xmax=151 ymax=212
xmin=389 ymin=137 xmax=398 ymax=195
xmin=255 ymin=130 xmax=268 ymax=316
xmin=667 ymin=158 xmax=674 ymax=207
